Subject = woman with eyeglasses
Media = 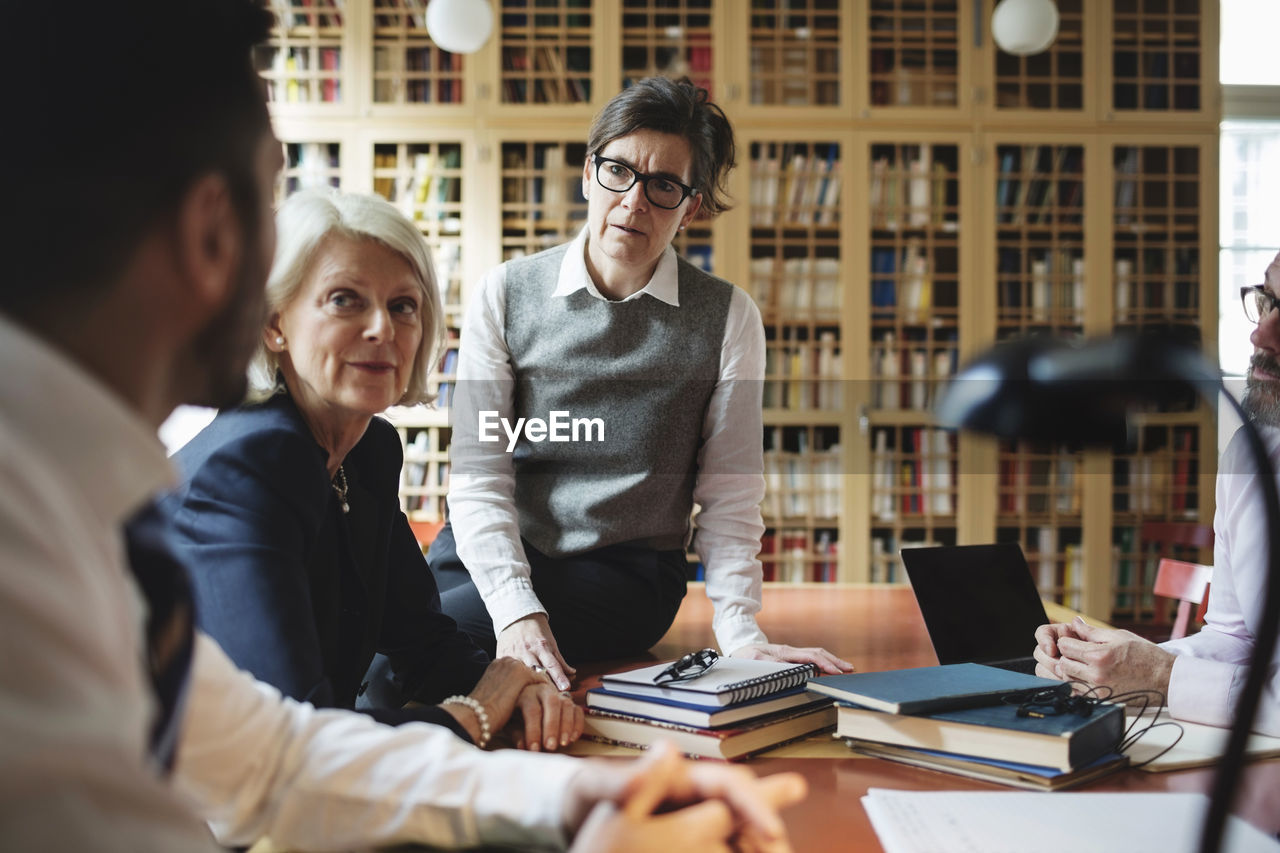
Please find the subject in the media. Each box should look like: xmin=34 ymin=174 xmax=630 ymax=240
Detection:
xmin=429 ymin=77 xmax=853 ymax=690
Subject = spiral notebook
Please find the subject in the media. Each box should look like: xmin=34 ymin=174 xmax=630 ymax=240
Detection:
xmin=600 ymin=658 xmax=819 ymax=708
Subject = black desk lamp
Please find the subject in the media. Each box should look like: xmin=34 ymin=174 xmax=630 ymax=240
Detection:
xmin=935 ymin=333 xmax=1280 ymax=853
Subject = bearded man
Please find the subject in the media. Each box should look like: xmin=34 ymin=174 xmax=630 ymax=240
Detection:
xmin=1031 ymin=251 xmax=1280 ymax=737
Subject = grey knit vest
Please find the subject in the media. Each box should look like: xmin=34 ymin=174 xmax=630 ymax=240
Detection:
xmin=502 ymin=243 xmax=733 ymax=557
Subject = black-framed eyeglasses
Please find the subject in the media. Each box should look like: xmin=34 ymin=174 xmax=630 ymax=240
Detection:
xmin=1242 ymin=284 xmax=1280 ymax=325
xmin=653 ymin=648 xmax=719 ymax=684
xmin=591 ymin=154 xmax=699 ymax=210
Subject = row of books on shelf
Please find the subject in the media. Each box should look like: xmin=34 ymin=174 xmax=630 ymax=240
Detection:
xmin=267 ymin=0 xmax=343 ymax=30
xmin=763 ymin=332 xmax=841 ymax=410
xmin=810 ymin=664 xmax=1128 ymax=790
xmin=762 ymin=445 xmax=841 ymax=520
xmin=375 ymin=149 xmax=462 ymax=231
xmin=997 ymin=249 xmax=1085 ymax=321
xmin=265 ymin=47 xmax=342 ymax=104
xmin=1113 ymin=432 xmax=1197 ymax=515
xmin=621 ymin=40 xmax=712 ymax=93
xmin=748 ymin=45 xmax=840 ymax=107
xmin=748 ymin=257 xmax=841 ymax=315
xmin=501 ymin=145 xmax=583 ymax=224
xmin=373 ymin=0 xmax=428 ymax=31
xmin=998 ymin=449 xmax=1082 ymax=515
xmin=870 ymin=536 xmax=939 ymax=584
xmin=501 ymin=0 xmax=591 ymax=30
xmin=869 ymin=153 xmax=955 ymax=231
xmin=995 ymin=145 xmax=1083 ymax=226
xmin=1113 ymin=252 xmax=1200 ymax=318
xmin=1113 ymin=526 xmax=1162 ymax=613
xmin=372 ymin=45 xmax=462 ymax=104
xmin=871 ymin=427 xmax=955 ymax=520
xmin=501 ymin=46 xmax=591 ymax=104
xmin=401 ymin=431 xmax=449 ymax=512
xmin=583 ymin=657 xmax=834 ymax=761
xmin=759 ymin=529 xmax=838 ymax=584
xmin=749 ymin=144 xmax=841 ymax=227
xmin=1111 ymin=525 xmax=1209 ymax=613
xmin=871 ymin=332 xmax=957 ymax=410
xmin=1027 ymin=527 xmax=1083 ymax=609
xmin=432 ymin=348 xmax=459 ymax=409
xmin=871 ymin=239 xmax=942 ymax=322
xmin=286 ymin=143 xmax=341 ymax=192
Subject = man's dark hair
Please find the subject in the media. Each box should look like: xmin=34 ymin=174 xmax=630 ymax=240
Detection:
xmin=586 ymin=76 xmax=736 ymax=217
xmin=5 ymin=0 xmax=274 ymax=318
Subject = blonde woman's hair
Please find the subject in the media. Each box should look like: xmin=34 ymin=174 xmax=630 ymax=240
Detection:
xmin=246 ymin=189 xmax=444 ymax=406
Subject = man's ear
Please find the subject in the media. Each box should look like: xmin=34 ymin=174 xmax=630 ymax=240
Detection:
xmin=174 ymin=173 xmax=241 ymax=315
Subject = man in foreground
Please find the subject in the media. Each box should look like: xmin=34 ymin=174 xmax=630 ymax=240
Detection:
xmin=0 ymin=2 xmax=804 ymax=849
xmin=1032 ymin=252 xmax=1280 ymax=737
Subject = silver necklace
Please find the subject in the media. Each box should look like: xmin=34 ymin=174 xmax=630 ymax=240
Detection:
xmin=331 ymin=465 xmax=350 ymax=514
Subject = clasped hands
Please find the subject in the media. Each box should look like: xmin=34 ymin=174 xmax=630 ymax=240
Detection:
xmin=567 ymin=741 xmax=808 ymax=853
xmin=1033 ymin=616 xmax=1176 ymax=698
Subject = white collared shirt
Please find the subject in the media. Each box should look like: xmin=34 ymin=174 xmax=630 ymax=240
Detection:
xmin=450 ymin=228 xmax=770 ymax=654
xmin=1162 ymin=425 xmax=1280 ymax=735
xmin=0 ymin=313 xmax=581 ymax=850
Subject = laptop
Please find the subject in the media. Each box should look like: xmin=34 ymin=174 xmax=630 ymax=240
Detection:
xmin=899 ymin=543 xmax=1050 ymax=674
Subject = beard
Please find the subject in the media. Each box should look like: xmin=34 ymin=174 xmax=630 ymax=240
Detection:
xmin=181 ymin=231 xmax=269 ymax=410
xmin=1242 ymin=352 xmax=1280 ymax=428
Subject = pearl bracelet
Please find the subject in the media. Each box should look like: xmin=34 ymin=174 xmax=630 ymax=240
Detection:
xmin=441 ymin=695 xmax=491 ymax=749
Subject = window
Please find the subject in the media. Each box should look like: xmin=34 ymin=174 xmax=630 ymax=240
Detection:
xmin=1219 ymin=1 xmax=1280 ymax=378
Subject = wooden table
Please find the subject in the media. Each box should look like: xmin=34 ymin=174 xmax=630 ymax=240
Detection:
xmin=575 ymin=583 xmax=1280 ymax=852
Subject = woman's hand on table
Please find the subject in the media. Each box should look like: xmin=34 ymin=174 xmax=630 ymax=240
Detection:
xmin=731 ymin=643 xmax=855 ymax=675
xmin=496 ymin=612 xmax=576 ymax=690
xmin=565 ymin=741 xmax=807 ymax=853
xmin=511 ymin=679 xmax=583 ymax=752
xmin=439 ymin=656 xmax=579 ymax=750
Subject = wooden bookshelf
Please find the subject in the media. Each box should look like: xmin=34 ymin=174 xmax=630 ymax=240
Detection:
xmin=499 ymin=0 xmax=594 ymax=105
xmin=749 ymin=0 xmax=843 ymax=108
xmin=620 ymin=0 xmax=713 ymax=95
xmin=867 ymin=0 xmax=961 ymax=109
xmin=260 ymin=0 xmax=1221 ymax=623
xmin=371 ymin=1 xmax=467 ymax=105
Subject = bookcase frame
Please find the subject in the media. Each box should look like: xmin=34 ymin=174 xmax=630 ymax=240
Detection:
xmin=262 ymin=0 xmax=1220 ymax=624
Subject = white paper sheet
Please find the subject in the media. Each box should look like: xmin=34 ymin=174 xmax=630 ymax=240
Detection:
xmin=862 ymin=789 xmax=1280 ymax=853
xmin=1124 ymin=707 xmax=1280 ymax=771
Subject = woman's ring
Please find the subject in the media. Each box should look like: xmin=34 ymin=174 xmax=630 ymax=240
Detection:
xmin=531 ymin=664 xmax=545 ymax=674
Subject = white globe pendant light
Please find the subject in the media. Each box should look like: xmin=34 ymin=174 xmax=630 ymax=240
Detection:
xmin=991 ymin=0 xmax=1060 ymax=56
xmin=426 ymin=0 xmax=494 ymax=55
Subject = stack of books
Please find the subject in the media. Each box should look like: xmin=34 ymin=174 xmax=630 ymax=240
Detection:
xmin=584 ymin=657 xmax=835 ymax=760
xmin=807 ymin=663 xmax=1129 ymax=790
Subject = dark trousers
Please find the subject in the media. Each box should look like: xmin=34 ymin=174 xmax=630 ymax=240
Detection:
xmin=427 ymin=522 xmax=688 ymax=663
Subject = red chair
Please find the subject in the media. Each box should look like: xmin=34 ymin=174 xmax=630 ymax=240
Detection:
xmin=408 ymin=519 xmax=445 ymax=552
xmin=1152 ymin=558 xmax=1213 ymax=640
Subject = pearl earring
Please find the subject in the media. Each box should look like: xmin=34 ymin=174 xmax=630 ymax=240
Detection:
xmin=678 ymin=225 xmax=686 ymax=231
xmin=275 ymin=336 xmax=285 ymax=347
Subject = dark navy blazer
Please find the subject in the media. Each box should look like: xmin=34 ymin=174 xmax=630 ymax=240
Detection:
xmin=164 ymin=393 xmax=488 ymax=734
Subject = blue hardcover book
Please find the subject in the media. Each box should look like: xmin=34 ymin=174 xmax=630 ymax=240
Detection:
xmin=835 ymin=698 xmax=1125 ymax=772
xmin=806 ymin=663 xmax=1058 ymax=715
xmin=848 ymin=741 xmax=1129 ymax=790
xmin=871 ymin=247 xmax=896 ymax=314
